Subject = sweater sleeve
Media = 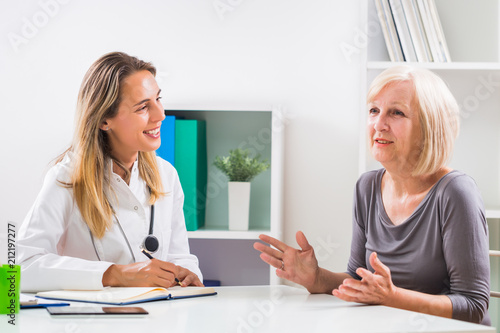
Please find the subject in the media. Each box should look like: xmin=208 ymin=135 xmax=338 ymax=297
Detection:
xmin=440 ymin=175 xmax=490 ymax=324
xmin=346 ymin=172 xmax=376 ymax=279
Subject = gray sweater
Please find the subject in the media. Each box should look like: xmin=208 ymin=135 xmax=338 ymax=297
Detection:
xmin=347 ymin=169 xmax=490 ymax=325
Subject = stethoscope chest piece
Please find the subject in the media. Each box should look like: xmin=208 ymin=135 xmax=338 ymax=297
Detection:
xmin=142 ymin=234 xmax=159 ymax=254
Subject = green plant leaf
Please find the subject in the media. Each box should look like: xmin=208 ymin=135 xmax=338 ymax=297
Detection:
xmin=213 ymin=148 xmax=270 ymax=182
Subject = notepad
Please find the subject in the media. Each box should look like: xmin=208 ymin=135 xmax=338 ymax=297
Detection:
xmin=20 ymin=294 xmax=70 ymax=309
xmin=36 ymin=286 xmax=217 ymax=305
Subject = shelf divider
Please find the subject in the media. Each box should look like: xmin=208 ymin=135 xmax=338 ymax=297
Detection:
xmin=367 ymin=61 xmax=500 ymax=71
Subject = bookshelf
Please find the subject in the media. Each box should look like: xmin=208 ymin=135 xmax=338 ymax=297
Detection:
xmin=362 ymin=0 xmax=500 ymax=207
xmin=164 ymin=106 xmax=284 ymax=286
xmin=368 ymin=62 xmax=500 ymax=71
xmin=363 ymin=0 xmax=500 ymax=329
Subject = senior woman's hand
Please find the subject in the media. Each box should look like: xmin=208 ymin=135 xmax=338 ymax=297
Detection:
xmin=255 ymin=231 xmax=358 ymax=294
xmin=333 ymin=252 xmax=397 ymax=305
xmin=254 ymin=231 xmax=321 ymax=292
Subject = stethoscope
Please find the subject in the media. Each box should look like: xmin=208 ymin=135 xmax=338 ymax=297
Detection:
xmin=89 ymin=188 xmax=159 ymax=262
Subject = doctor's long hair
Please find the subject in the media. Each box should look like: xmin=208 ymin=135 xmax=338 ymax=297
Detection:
xmin=59 ymin=52 xmax=164 ymax=239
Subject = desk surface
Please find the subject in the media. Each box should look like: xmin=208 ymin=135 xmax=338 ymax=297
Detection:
xmin=3 ymin=285 xmax=495 ymax=333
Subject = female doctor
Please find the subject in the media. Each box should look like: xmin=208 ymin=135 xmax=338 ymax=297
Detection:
xmin=18 ymin=52 xmax=203 ymax=291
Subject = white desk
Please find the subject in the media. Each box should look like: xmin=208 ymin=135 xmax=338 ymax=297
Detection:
xmin=2 ymin=286 xmax=495 ymax=333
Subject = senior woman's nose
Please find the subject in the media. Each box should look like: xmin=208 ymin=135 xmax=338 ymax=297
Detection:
xmin=373 ymin=113 xmax=389 ymax=132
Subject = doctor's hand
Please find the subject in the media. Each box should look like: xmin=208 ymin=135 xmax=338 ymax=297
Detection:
xmin=333 ymin=252 xmax=397 ymax=305
xmin=102 ymin=259 xmax=182 ymax=288
xmin=253 ymin=231 xmax=321 ymax=292
xmin=176 ymin=266 xmax=204 ymax=287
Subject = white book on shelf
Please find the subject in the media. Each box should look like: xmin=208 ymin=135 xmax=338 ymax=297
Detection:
xmin=401 ymin=0 xmax=433 ymax=62
xmin=416 ymin=0 xmax=443 ymax=62
xmin=389 ymin=0 xmax=418 ymax=62
xmin=428 ymin=0 xmax=451 ymax=62
xmin=374 ymin=0 xmax=404 ymax=62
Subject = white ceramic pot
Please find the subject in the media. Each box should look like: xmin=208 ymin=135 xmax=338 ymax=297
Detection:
xmin=228 ymin=182 xmax=251 ymax=231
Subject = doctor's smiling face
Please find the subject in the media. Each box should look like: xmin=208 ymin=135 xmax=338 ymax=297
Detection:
xmin=367 ymin=80 xmax=423 ymax=173
xmin=101 ymin=70 xmax=165 ymax=166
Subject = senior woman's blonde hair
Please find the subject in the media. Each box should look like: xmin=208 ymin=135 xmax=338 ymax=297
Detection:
xmin=367 ymin=65 xmax=460 ymax=176
xmin=58 ymin=52 xmax=164 ymax=238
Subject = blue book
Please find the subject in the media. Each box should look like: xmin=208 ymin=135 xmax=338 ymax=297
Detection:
xmin=156 ymin=115 xmax=176 ymax=165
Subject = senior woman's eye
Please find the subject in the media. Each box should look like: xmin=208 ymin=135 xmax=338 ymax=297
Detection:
xmin=369 ymin=108 xmax=379 ymax=115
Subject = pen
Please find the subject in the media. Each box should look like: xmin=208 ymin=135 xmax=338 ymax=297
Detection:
xmin=141 ymin=249 xmax=182 ymax=286
xmin=141 ymin=248 xmax=154 ymax=259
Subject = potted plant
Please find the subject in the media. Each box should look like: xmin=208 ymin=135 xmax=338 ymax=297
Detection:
xmin=213 ymin=148 xmax=270 ymax=231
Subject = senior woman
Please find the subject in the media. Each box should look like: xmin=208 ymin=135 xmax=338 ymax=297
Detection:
xmin=254 ymin=66 xmax=490 ymax=325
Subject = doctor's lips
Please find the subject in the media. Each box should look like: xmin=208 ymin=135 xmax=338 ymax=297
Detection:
xmin=143 ymin=126 xmax=161 ymax=138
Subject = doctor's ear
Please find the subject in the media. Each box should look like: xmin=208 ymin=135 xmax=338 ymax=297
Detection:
xmin=100 ymin=121 xmax=110 ymax=131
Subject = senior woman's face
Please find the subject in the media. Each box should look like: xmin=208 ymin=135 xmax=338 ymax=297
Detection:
xmin=367 ymin=80 xmax=422 ymax=173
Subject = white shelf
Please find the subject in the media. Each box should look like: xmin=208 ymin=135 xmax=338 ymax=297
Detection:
xmin=188 ymin=229 xmax=269 ymax=240
xmin=486 ymin=210 xmax=500 ymax=219
xmin=367 ymin=62 xmax=500 ymax=71
xmin=162 ymin=103 xmax=275 ymax=112
xmin=165 ymin=106 xmax=284 ymax=285
xmin=490 ymin=250 xmax=500 ymax=257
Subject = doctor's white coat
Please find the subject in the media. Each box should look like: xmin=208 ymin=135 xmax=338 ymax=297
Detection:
xmin=18 ymin=152 xmax=202 ymax=292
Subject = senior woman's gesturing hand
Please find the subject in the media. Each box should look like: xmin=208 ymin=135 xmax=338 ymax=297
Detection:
xmin=254 ymin=231 xmax=351 ymax=294
xmin=333 ymin=252 xmax=396 ymax=305
xmin=253 ymin=231 xmax=319 ymax=291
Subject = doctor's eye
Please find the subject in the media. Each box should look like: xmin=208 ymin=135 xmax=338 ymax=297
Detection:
xmin=136 ymin=104 xmax=149 ymax=113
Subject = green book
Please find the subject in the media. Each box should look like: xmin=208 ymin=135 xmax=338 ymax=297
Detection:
xmin=174 ymin=119 xmax=207 ymax=231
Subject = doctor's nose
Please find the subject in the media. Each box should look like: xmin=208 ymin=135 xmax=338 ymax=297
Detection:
xmin=151 ymin=101 xmax=166 ymax=123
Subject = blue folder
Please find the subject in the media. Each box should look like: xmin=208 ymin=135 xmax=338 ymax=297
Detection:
xmin=156 ymin=115 xmax=176 ymax=165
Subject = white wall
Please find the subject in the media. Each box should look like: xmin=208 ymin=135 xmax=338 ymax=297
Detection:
xmin=0 ymin=0 xmax=363 ymax=275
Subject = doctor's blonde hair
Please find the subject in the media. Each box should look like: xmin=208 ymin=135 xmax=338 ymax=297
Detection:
xmin=59 ymin=52 xmax=164 ymax=238
xmin=367 ymin=66 xmax=460 ymax=176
